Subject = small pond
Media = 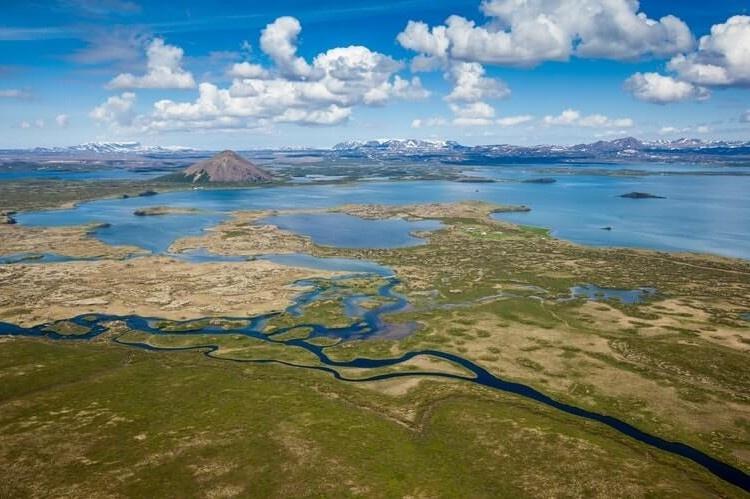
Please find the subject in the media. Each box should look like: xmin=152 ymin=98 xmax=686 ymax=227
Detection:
xmin=260 ymin=212 xmax=442 ymax=248
xmin=570 ymin=284 xmax=657 ymax=304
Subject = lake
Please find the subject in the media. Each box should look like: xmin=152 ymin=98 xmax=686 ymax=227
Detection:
xmin=260 ymin=213 xmax=442 ymax=248
xmin=15 ymin=164 xmax=750 ymax=259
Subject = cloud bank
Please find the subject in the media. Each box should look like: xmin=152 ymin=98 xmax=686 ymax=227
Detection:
xmin=397 ymin=0 xmax=693 ymax=68
xmin=626 ymin=15 xmax=750 ymax=103
xmin=95 ymin=17 xmax=428 ymax=131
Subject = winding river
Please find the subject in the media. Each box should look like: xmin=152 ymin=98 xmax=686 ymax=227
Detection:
xmin=0 ymin=273 xmax=748 ymax=492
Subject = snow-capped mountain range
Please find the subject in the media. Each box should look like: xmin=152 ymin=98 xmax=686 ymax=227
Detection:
xmin=5 ymin=137 xmax=749 ymax=163
xmin=31 ymin=142 xmax=195 ymax=155
xmin=332 ymin=137 xmax=750 ymax=153
xmin=332 ymin=139 xmax=462 ymax=152
xmin=330 ymin=137 xmax=750 ymax=161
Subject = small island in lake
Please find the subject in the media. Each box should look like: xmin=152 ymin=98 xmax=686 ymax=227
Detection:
xmin=523 ymin=177 xmax=557 ymax=184
xmin=619 ymin=191 xmax=666 ymax=199
xmin=133 ymin=206 xmax=200 ymax=217
xmin=454 ymin=176 xmax=496 ymax=183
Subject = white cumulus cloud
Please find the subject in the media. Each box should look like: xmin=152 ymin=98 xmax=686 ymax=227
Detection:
xmin=397 ymin=0 xmax=693 ymax=68
xmin=450 ymin=101 xmax=496 ymax=126
xmin=90 ymin=92 xmax=137 ymax=128
xmin=666 ymin=15 xmax=750 ymax=87
xmin=543 ymin=109 xmax=633 ymax=128
xmin=227 ymin=62 xmax=270 ymax=79
xmin=445 ymin=62 xmax=510 ymax=102
xmin=624 ymin=16 xmax=750 ymax=104
xmin=108 ymin=38 xmax=196 ymax=89
xmin=624 ymin=72 xmax=709 ymax=104
xmin=55 ymin=114 xmax=69 ymax=127
xmin=139 ymin=18 xmax=428 ymax=131
xmin=411 ymin=59 xmax=509 ymax=127
xmin=496 ymin=115 xmax=533 ymax=127
xmin=259 ymin=16 xmax=316 ymax=80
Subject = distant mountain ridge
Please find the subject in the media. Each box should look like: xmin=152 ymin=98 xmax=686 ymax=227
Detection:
xmin=332 ymin=139 xmax=462 ymax=153
xmin=332 ymin=137 xmax=750 ymax=153
xmin=14 ymin=137 xmax=750 ymax=156
xmin=5 ymin=137 xmax=750 ymax=164
xmin=331 ymin=137 xmax=750 ymax=161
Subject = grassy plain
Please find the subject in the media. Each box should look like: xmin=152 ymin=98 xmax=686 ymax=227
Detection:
xmin=0 ymin=339 xmax=741 ymax=498
xmin=0 ymin=180 xmax=181 ymax=212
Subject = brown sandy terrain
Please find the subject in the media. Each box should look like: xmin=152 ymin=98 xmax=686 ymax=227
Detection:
xmin=0 ymin=224 xmax=144 ymax=259
xmin=0 ymin=256 xmax=339 ymax=326
xmin=168 ymin=211 xmax=313 ymax=256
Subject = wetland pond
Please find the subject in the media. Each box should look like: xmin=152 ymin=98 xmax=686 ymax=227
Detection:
xmin=260 ymin=213 xmax=442 ymax=248
xmin=569 ymin=284 xmax=657 ymax=304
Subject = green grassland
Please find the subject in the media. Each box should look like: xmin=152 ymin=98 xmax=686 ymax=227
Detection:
xmin=0 ymin=180 xmax=184 ymax=212
xmin=0 ymin=340 xmax=740 ymax=498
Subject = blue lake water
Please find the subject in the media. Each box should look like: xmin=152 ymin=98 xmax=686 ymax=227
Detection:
xmin=259 ymin=253 xmax=393 ymax=275
xmin=491 ymin=172 xmax=750 ymax=258
xmin=168 ymin=250 xmax=393 ymax=275
xmin=169 ymin=248 xmax=248 ymax=263
xmin=261 ymin=213 xmax=442 ymax=248
xmin=14 ymin=168 xmax=750 ymax=259
xmin=94 ymin=213 xmax=227 ymax=254
xmin=569 ymin=285 xmax=657 ymax=304
xmin=461 ymin=162 xmax=750 ymax=179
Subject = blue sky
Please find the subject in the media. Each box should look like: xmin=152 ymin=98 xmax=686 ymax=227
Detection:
xmin=1 ymin=0 xmax=748 ymax=148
